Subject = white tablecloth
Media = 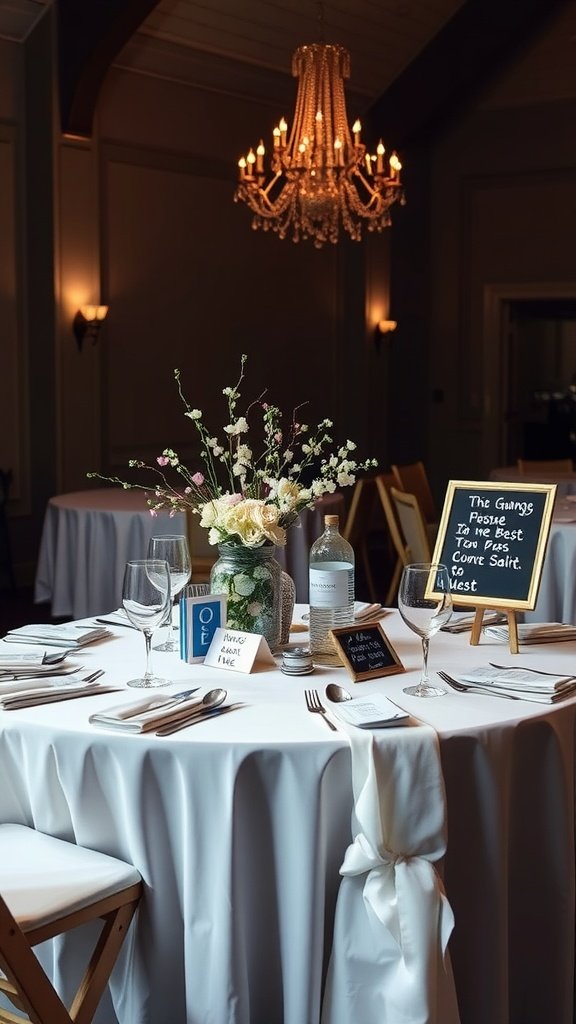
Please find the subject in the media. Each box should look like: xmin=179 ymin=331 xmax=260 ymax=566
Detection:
xmin=525 ymin=500 xmax=576 ymax=623
xmin=33 ymin=489 xmax=346 ymax=620
xmin=2 ymin=610 xmax=576 ymax=1024
xmin=490 ymin=465 xmax=576 ymax=495
xmin=33 ymin=489 xmax=188 ymax=619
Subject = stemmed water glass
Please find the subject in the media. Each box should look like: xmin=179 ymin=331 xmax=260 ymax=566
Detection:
xmin=148 ymin=535 xmax=192 ymax=653
xmin=122 ymin=559 xmax=172 ymax=688
xmin=398 ymin=562 xmax=453 ymax=697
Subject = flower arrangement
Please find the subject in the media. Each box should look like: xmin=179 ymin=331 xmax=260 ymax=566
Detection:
xmin=88 ymin=354 xmax=376 ymax=549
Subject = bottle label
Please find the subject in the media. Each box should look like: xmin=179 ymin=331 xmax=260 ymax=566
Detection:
xmin=309 ymin=562 xmax=353 ymax=608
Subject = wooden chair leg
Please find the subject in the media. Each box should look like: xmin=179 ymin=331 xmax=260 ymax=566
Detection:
xmin=385 ymin=555 xmax=403 ymax=606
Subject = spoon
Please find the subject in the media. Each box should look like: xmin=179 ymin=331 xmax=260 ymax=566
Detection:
xmin=325 ymin=682 xmax=353 ymax=703
xmin=155 ymin=688 xmax=227 ymax=736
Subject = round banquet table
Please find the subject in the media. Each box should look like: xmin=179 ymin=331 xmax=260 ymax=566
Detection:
xmin=33 ymin=488 xmax=188 ymax=620
xmin=33 ymin=489 xmax=345 ymax=620
xmin=490 ymin=465 xmax=576 ymax=495
xmin=525 ymin=497 xmax=576 ymax=623
xmin=1 ymin=608 xmax=576 ymax=1024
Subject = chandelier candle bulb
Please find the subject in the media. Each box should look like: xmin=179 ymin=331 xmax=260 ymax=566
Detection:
xmin=309 ymin=514 xmax=355 ymax=666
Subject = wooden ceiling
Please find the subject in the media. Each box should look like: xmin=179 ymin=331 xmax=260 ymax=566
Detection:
xmin=0 ymin=0 xmax=571 ymax=141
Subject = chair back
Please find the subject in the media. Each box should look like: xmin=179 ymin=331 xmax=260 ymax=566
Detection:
xmin=342 ymin=477 xmax=379 ymax=602
xmin=516 ymin=458 xmax=573 ymax=474
xmin=390 ymin=486 xmax=432 ymax=564
xmin=390 ymin=461 xmax=437 ymax=524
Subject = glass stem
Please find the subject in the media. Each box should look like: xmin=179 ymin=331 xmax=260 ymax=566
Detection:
xmin=143 ymin=630 xmax=154 ymax=680
xmin=165 ymin=597 xmax=176 ymax=651
xmin=421 ymin=636 xmax=430 ymax=686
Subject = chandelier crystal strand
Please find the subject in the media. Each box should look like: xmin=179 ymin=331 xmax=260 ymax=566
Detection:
xmin=234 ymin=43 xmax=405 ymax=248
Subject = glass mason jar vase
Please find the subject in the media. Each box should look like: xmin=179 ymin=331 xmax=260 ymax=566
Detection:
xmin=210 ymin=542 xmax=283 ymax=653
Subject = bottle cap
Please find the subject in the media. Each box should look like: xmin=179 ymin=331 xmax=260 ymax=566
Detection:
xmin=325 ymin=514 xmax=339 ymax=526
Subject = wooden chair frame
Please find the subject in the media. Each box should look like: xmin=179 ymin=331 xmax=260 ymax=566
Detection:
xmin=0 ymin=879 xmax=142 ymax=1024
xmin=389 ymin=486 xmax=432 ymax=564
xmin=390 ymin=461 xmax=437 ymax=525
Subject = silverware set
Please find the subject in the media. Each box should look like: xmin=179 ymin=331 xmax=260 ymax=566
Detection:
xmin=436 ymin=670 xmax=523 ymax=700
xmin=304 ymin=689 xmax=337 ymax=731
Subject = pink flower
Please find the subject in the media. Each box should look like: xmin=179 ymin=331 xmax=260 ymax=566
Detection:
xmin=157 ymin=456 xmax=169 ymax=467
xmin=192 ymin=472 xmax=205 ymax=486
xmin=221 ymin=493 xmax=244 ymax=506
xmin=274 ymin=432 xmax=282 ymax=443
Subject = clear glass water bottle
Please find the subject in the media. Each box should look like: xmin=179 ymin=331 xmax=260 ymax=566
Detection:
xmin=309 ymin=514 xmax=355 ymax=665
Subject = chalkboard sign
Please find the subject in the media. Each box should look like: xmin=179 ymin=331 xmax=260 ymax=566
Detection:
xmin=430 ymin=480 xmax=556 ymax=609
xmin=330 ymin=623 xmax=404 ymax=682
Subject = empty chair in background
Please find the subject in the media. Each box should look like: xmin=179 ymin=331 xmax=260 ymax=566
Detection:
xmin=0 ymin=823 xmax=142 ymax=1024
xmin=374 ymin=474 xmax=411 ymax=604
xmin=516 ymin=458 xmax=573 ymax=473
xmin=343 ymin=473 xmax=411 ymax=605
xmin=342 ymin=476 xmax=379 ymax=602
xmin=391 ymin=461 xmax=438 ymax=526
xmin=390 ymin=486 xmax=432 ymax=564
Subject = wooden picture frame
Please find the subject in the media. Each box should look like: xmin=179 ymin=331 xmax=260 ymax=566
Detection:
xmin=330 ymin=622 xmax=405 ymax=682
xmin=430 ymin=480 xmax=556 ymax=610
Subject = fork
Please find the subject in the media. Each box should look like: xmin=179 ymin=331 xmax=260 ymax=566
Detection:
xmin=437 ymin=670 xmax=522 ymax=700
xmin=304 ymin=689 xmax=337 ymax=731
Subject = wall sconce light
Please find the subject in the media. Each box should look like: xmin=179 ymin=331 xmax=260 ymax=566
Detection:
xmin=374 ymin=319 xmax=397 ymax=350
xmin=73 ymin=305 xmax=109 ymax=351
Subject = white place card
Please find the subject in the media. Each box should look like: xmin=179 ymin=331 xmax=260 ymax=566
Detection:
xmin=204 ymin=627 xmax=276 ymax=674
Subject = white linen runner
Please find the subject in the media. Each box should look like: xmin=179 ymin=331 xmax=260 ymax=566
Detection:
xmin=321 ymin=720 xmax=460 ymax=1024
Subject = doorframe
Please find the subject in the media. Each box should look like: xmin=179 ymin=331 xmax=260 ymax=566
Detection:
xmin=482 ymin=281 xmax=576 ymax=470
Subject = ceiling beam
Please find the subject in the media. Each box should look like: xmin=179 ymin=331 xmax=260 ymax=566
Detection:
xmin=57 ymin=0 xmax=160 ymax=137
xmin=368 ymin=0 xmax=571 ymax=148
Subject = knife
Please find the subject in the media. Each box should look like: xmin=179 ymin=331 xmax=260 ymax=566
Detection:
xmin=155 ymin=703 xmax=245 ymax=736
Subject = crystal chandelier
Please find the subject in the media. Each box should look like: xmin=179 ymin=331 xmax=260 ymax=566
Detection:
xmin=234 ymin=43 xmax=405 ymax=248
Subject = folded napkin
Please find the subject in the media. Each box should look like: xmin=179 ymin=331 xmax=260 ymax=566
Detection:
xmin=484 ymin=622 xmax=576 ymax=644
xmin=0 ymin=680 xmax=118 ymax=710
xmin=330 ymin=693 xmax=410 ymax=729
xmin=447 ymin=665 xmax=576 ymax=703
xmin=354 ymin=602 xmax=387 ymax=622
xmin=3 ymin=624 xmax=111 ymax=648
xmin=89 ymin=692 xmax=221 ymax=733
xmin=0 ymin=652 xmax=81 ymax=678
xmin=441 ymin=610 xmax=505 ymax=634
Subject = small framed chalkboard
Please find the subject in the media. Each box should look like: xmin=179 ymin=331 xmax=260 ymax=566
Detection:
xmin=430 ymin=480 xmax=556 ymax=610
xmin=330 ymin=623 xmax=404 ymax=682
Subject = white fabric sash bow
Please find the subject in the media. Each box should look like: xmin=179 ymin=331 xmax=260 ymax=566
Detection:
xmin=321 ymin=718 xmax=460 ymax=1024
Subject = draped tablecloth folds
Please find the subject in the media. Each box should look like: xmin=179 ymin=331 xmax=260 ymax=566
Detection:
xmin=323 ymin=719 xmax=459 ymax=1024
xmin=2 ymin=607 xmax=576 ymax=1023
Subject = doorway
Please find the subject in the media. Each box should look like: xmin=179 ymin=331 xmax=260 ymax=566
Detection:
xmin=483 ymin=282 xmax=576 ymax=470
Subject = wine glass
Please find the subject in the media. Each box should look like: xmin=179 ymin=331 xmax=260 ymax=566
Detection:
xmin=147 ymin=535 xmax=192 ymax=653
xmin=398 ymin=562 xmax=453 ymax=697
xmin=122 ymin=559 xmax=172 ymax=688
